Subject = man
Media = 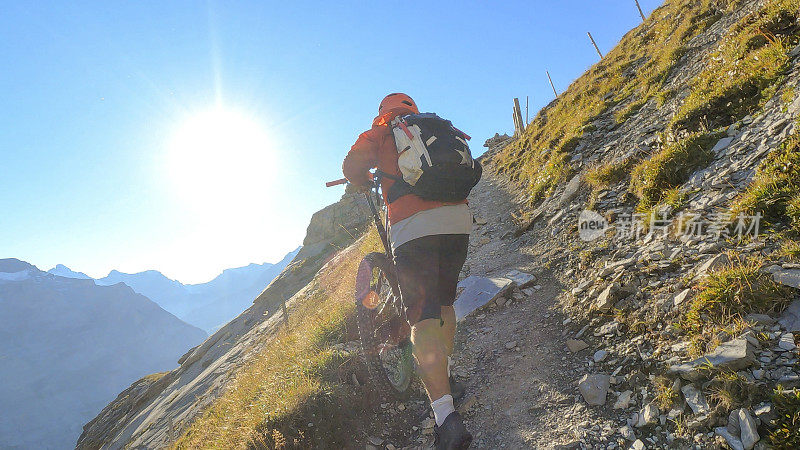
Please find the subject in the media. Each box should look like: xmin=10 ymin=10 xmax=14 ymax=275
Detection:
xmin=342 ymin=93 xmax=473 ymax=449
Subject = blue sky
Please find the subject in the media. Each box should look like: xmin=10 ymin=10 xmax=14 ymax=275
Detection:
xmin=0 ymin=0 xmax=661 ymax=283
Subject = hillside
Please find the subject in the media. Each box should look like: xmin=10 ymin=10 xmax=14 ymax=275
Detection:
xmin=77 ymin=191 xmax=371 ymax=449
xmin=79 ymin=0 xmax=800 ymax=448
xmin=0 ymin=259 xmax=206 ymax=449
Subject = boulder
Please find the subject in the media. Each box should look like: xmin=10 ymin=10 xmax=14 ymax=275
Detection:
xmin=669 ymin=339 xmax=755 ymax=380
xmin=559 ymin=174 xmax=582 ymax=206
xmin=566 ymin=339 xmax=589 ymax=353
xmin=453 ymin=276 xmax=514 ymax=321
xmin=681 ymin=384 xmax=710 ymax=415
xmin=779 ymin=300 xmax=800 ymax=332
xmin=744 ymin=314 xmax=775 ymax=326
xmin=578 ymin=373 xmax=610 ymax=406
xmin=737 ymin=408 xmax=759 ymax=450
xmin=630 ymin=439 xmax=645 ymax=450
xmin=635 ymin=403 xmax=659 ymax=427
xmin=296 ymin=193 xmax=370 ymax=261
xmin=594 ymin=283 xmax=621 ymax=312
xmin=619 ymin=424 xmax=636 ymax=441
xmin=711 ymin=136 xmax=734 ymax=155
xmin=772 ymin=268 xmax=800 ymax=289
xmin=673 ymin=288 xmax=692 ymax=307
xmin=614 ymin=390 xmax=633 ymax=409
xmin=778 ymin=333 xmax=797 ymax=351
xmin=594 ymin=350 xmax=608 ymax=362
xmin=715 ymin=427 xmax=745 ymax=450
xmin=503 ymin=270 xmax=537 ymax=288
xmin=695 ymin=253 xmax=730 ymax=279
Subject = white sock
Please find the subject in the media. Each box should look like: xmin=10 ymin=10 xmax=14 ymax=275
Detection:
xmin=431 ymin=394 xmax=455 ymax=427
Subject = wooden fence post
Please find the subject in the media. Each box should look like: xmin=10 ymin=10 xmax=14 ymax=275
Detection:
xmin=635 ymin=0 xmax=646 ymax=21
xmin=512 ymin=98 xmax=524 ymax=137
xmin=526 ymin=96 xmax=529 ymax=125
xmin=546 ymin=71 xmax=558 ymax=97
xmin=587 ymin=32 xmax=603 ymax=59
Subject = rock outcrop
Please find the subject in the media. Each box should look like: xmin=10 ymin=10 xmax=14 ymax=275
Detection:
xmin=296 ymin=192 xmax=370 ymax=261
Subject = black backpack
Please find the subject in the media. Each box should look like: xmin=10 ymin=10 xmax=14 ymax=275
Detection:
xmin=386 ymin=113 xmax=482 ymax=203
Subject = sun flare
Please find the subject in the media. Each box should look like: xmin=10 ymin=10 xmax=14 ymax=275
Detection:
xmin=167 ymin=106 xmax=274 ymax=209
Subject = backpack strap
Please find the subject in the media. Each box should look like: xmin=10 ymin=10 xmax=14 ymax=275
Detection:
xmin=386 ymin=180 xmax=413 ymax=204
xmin=374 ymin=170 xmax=411 ymax=204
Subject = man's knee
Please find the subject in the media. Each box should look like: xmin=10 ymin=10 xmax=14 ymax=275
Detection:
xmin=412 ymin=319 xmax=447 ymax=355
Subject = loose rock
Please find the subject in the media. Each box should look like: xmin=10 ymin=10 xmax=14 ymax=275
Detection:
xmin=566 ymin=339 xmax=589 ymax=353
xmin=578 ymin=373 xmax=610 ymax=406
xmin=681 ymin=384 xmax=710 ymax=415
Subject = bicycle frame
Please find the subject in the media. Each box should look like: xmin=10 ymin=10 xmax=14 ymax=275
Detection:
xmin=327 ymin=173 xmax=404 ymax=310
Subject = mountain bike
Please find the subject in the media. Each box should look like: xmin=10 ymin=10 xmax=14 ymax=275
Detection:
xmin=327 ymin=172 xmax=414 ymax=399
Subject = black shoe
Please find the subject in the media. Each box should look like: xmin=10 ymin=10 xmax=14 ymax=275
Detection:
xmin=433 ymin=412 xmax=472 ymax=450
xmin=449 ymin=376 xmax=466 ymax=401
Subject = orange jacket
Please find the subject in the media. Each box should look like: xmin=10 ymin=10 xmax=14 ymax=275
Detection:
xmin=342 ymin=107 xmax=466 ymax=225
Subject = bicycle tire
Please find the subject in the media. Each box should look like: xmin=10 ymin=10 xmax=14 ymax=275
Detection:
xmin=354 ymin=252 xmax=414 ymax=399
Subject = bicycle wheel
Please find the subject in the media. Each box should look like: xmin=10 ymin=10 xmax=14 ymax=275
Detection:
xmin=354 ymin=252 xmax=414 ymax=398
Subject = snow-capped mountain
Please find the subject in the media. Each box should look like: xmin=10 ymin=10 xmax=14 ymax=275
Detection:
xmin=0 ymin=258 xmax=206 ymax=450
xmin=50 ymin=247 xmax=301 ymax=333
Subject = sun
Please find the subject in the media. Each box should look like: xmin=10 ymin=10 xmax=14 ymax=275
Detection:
xmin=166 ymin=106 xmax=274 ymax=209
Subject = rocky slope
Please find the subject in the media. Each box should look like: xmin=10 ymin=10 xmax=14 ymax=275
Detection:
xmin=321 ymin=0 xmax=800 ymax=448
xmin=435 ymin=0 xmax=800 ymax=447
xmin=0 ymin=259 xmax=206 ymax=450
xmin=76 ymin=192 xmax=370 ymax=449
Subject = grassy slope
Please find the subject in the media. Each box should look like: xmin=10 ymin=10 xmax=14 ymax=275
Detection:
xmin=490 ymin=0 xmax=800 ymax=445
xmin=175 ymin=232 xmax=382 ymax=449
xmin=492 ymin=0 xmax=799 ymax=213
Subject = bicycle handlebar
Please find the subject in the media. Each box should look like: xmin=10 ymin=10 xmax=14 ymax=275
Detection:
xmin=325 ymin=178 xmax=348 ymax=187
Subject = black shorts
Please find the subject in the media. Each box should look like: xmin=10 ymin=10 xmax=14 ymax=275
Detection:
xmin=393 ymin=234 xmax=469 ymax=325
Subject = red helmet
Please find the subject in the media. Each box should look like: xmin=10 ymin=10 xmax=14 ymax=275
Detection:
xmin=378 ymin=93 xmax=419 ymax=115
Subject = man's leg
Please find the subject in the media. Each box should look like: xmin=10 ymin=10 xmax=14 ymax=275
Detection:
xmin=440 ymin=305 xmax=456 ymax=357
xmin=438 ymin=234 xmax=469 ymax=360
xmin=411 ymin=318 xmax=451 ymax=402
xmin=394 ymin=236 xmax=455 ymax=427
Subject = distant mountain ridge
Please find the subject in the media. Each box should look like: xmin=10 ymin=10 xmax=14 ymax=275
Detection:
xmin=48 ymin=263 xmax=91 ymax=279
xmin=47 ymin=247 xmax=301 ymax=332
xmin=0 ymin=258 xmax=207 ymax=449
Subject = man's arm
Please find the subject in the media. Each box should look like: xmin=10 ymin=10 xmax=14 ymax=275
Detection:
xmin=342 ymin=129 xmax=379 ymax=187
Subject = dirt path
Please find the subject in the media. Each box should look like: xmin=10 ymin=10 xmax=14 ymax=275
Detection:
xmin=442 ymin=171 xmax=612 ymax=449
xmin=371 ymin=170 xmax=618 ymax=450
xmin=391 ymin=170 xmax=612 ymax=450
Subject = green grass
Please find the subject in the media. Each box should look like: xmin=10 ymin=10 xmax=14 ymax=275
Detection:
xmin=708 ymin=370 xmax=758 ymax=412
xmin=789 ymin=193 xmax=800 ymax=231
xmin=653 ymin=376 xmax=680 ymax=410
xmin=769 ymin=387 xmax=800 ymax=449
xmin=586 ymin=158 xmax=631 ymax=190
xmin=782 ymin=86 xmax=796 ymax=111
xmin=685 ymin=256 xmax=792 ymax=333
xmin=780 ymin=240 xmax=800 ymax=260
xmin=663 ymin=187 xmax=692 ymax=211
xmin=670 ymin=0 xmax=799 ymax=132
xmin=175 ymin=232 xmax=382 ymax=449
xmin=142 ymin=372 xmax=169 ymax=383
xmin=630 ymin=132 xmax=721 ymax=208
xmin=731 ymin=131 xmax=800 ymax=228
